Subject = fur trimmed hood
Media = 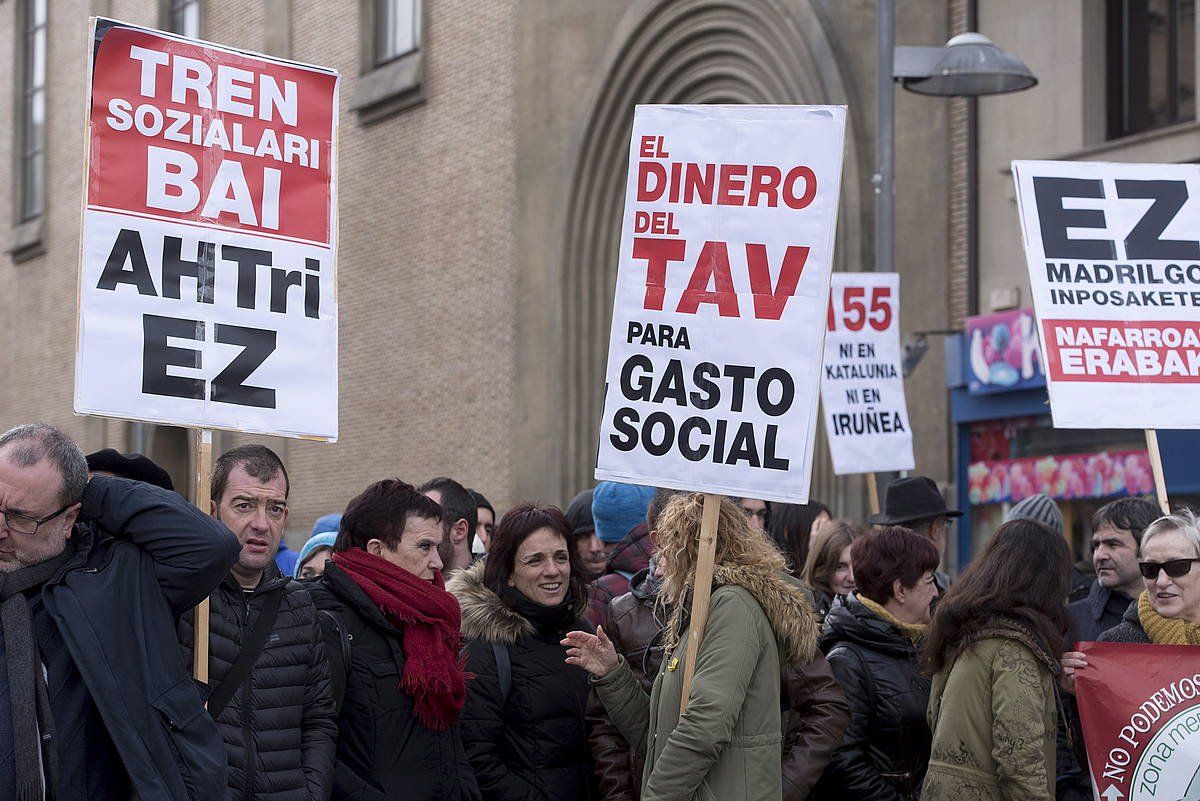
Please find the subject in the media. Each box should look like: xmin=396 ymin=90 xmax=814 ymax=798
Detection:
xmin=448 ymin=561 xmax=533 ymax=644
xmin=702 ymin=564 xmax=820 ymax=668
xmin=447 ymin=561 xmax=588 ymax=645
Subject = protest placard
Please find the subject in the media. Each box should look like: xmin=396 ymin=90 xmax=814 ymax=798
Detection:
xmin=820 ymin=272 xmax=914 ymax=475
xmin=75 ymin=18 xmax=339 ymax=440
xmin=1012 ymin=160 xmax=1200 ymax=431
xmin=1075 ymin=642 xmax=1200 ymax=801
xmin=594 ymin=105 xmax=846 ymax=505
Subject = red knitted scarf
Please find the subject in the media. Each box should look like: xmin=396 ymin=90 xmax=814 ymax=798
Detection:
xmin=332 ymin=548 xmax=468 ymax=731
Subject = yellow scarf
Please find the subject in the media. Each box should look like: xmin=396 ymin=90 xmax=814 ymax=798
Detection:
xmin=1137 ymin=591 xmax=1200 ymax=645
xmin=857 ymin=594 xmax=926 ymax=643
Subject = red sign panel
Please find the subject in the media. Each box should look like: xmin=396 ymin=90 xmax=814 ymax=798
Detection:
xmin=87 ymin=24 xmax=337 ymax=244
xmin=1076 ymin=642 xmax=1200 ymax=801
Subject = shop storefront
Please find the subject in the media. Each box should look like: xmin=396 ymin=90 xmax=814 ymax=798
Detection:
xmin=947 ymin=309 xmax=1200 ymax=572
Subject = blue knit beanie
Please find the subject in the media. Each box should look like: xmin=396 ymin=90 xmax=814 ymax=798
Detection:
xmin=311 ymin=513 xmax=342 ymax=536
xmin=295 ymin=531 xmax=338 ymax=577
xmin=592 ymin=482 xmax=655 ymax=544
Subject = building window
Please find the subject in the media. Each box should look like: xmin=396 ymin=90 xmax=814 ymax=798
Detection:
xmin=18 ymin=0 xmax=47 ymax=224
xmin=354 ymin=0 xmax=425 ymax=123
xmin=167 ymin=0 xmax=201 ymax=38
xmin=375 ymin=0 xmax=421 ymax=65
xmin=1107 ymin=0 xmax=1196 ymax=139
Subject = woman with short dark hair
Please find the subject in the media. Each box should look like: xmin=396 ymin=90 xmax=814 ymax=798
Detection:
xmin=810 ymin=526 xmax=940 ymax=801
xmin=309 ymin=478 xmax=480 ymax=801
xmin=449 ymin=504 xmax=598 ymax=801
xmin=920 ymin=519 xmax=1072 ymax=801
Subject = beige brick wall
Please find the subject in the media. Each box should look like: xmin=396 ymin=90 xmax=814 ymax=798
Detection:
xmin=1 ymin=1 xmax=518 ymax=546
xmin=1 ymin=1 xmax=962 ymax=549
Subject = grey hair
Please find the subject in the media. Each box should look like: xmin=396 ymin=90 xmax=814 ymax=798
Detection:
xmin=0 ymin=423 xmax=89 ymax=504
xmin=1142 ymin=508 xmax=1200 ymax=558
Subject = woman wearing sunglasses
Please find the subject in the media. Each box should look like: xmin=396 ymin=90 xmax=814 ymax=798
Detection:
xmin=1097 ymin=510 xmax=1200 ymax=644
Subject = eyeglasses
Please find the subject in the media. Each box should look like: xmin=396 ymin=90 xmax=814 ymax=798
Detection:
xmin=1138 ymin=558 xmax=1200 ymax=580
xmin=1 ymin=503 xmax=75 ymax=536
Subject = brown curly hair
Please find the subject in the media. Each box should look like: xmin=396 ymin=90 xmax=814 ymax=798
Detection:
xmin=654 ymin=493 xmax=788 ymax=653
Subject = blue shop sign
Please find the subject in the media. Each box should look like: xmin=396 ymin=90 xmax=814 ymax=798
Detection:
xmin=966 ymin=308 xmax=1046 ymax=396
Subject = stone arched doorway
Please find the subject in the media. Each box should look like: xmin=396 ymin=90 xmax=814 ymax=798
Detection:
xmin=559 ymin=0 xmax=868 ymax=515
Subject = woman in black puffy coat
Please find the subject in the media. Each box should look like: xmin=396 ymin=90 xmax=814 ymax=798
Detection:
xmin=448 ymin=504 xmax=598 ymax=801
xmin=810 ymin=526 xmax=940 ymax=801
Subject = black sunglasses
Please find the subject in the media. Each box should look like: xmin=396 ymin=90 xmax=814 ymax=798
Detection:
xmin=1139 ymin=558 xmax=1200 ymax=580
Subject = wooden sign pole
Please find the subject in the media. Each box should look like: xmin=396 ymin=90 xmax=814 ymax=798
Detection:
xmin=1145 ymin=429 xmax=1171 ymax=515
xmin=866 ymin=472 xmax=881 ymax=517
xmin=679 ymin=492 xmax=721 ymax=716
xmin=193 ymin=428 xmax=213 ymax=684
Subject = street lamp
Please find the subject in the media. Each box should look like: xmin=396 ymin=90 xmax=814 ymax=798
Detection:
xmin=895 ymin=33 xmax=1038 ymax=97
xmin=874 ymin=4 xmax=1037 ymax=276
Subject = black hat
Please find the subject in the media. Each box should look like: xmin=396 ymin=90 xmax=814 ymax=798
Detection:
xmin=868 ymin=476 xmax=961 ymax=525
xmin=565 ymin=488 xmax=595 ymax=537
xmin=86 ymin=448 xmax=175 ymax=492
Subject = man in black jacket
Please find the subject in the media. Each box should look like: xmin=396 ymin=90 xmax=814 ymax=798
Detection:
xmin=0 ymin=422 xmax=239 ymax=801
xmin=179 ymin=444 xmax=337 ymax=801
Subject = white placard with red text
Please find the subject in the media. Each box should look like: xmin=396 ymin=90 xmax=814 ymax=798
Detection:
xmin=1013 ymin=159 xmax=1200 ymax=429
xmin=820 ymin=273 xmax=914 ymax=474
xmin=595 ymin=105 xmax=846 ymax=504
xmin=75 ymin=18 xmax=339 ymax=440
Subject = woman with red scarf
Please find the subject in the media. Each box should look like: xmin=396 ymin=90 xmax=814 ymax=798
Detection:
xmin=310 ymin=479 xmax=481 ymax=801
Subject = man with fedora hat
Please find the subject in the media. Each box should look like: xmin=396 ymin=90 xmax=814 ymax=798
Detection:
xmin=868 ymin=476 xmax=961 ymax=591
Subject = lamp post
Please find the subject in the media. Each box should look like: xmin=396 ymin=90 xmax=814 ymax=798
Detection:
xmin=873 ymin=1 xmax=1037 ymax=275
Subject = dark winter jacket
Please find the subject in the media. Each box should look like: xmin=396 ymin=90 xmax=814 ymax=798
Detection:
xmin=450 ymin=562 xmax=598 ymax=801
xmin=810 ymin=594 xmax=931 ymax=801
xmin=39 ymin=475 xmax=240 ymax=801
xmin=1067 ymin=565 xmax=1093 ymax=604
xmin=587 ymin=567 xmax=848 ymax=801
xmin=310 ymin=563 xmax=480 ymax=801
xmin=178 ymin=564 xmax=338 ymax=801
xmin=587 ymin=523 xmax=654 ymax=627
xmin=1068 ymin=581 xmax=1134 ymax=643
xmin=1097 ymin=598 xmax=1151 ymax=643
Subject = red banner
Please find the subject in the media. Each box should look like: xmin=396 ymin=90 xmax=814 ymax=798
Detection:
xmin=1076 ymin=642 xmax=1200 ymax=801
xmin=88 ymin=24 xmax=336 ymax=245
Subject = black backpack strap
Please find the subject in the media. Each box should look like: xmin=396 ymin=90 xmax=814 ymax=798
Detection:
xmin=207 ymin=586 xmax=284 ymax=718
xmin=492 ymin=641 xmax=511 ymax=700
xmin=319 ymin=609 xmax=352 ymax=711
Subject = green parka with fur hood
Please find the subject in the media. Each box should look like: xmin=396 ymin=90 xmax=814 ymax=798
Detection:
xmin=592 ymin=563 xmax=820 ymax=801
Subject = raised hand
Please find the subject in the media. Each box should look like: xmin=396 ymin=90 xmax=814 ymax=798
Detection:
xmin=562 ymin=626 xmax=619 ymax=678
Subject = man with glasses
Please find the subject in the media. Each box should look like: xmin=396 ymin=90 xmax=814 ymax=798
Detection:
xmin=178 ymin=445 xmax=337 ymax=801
xmin=735 ymin=496 xmax=770 ymax=531
xmin=0 ymin=422 xmax=239 ymax=801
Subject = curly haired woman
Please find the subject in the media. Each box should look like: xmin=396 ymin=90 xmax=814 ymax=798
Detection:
xmin=562 ymin=494 xmax=820 ymax=801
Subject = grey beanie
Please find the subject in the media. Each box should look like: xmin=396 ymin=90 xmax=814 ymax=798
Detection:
xmin=1004 ymin=493 xmax=1063 ymax=535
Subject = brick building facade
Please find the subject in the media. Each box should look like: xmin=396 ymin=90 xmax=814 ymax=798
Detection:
xmin=1 ymin=0 xmax=955 ymax=546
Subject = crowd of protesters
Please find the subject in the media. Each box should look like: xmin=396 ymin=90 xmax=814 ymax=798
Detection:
xmin=1 ymin=421 xmax=1197 ymax=801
